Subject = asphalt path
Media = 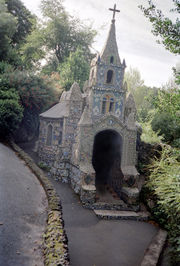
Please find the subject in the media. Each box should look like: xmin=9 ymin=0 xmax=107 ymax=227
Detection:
xmin=49 ymin=177 xmax=158 ymax=266
xmin=0 ymin=143 xmax=47 ymax=266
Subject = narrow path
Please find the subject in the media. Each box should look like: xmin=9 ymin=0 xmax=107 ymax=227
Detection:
xmin=49 ymin=177 xmax=158 ymax=266
xmin=20 ymin=140 xmax=159 ymax=266
xmin=0 ymin=143 xmax=47 ymax=266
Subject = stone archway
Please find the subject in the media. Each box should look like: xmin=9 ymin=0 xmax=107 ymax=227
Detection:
xmin=92 ymin=129 xmax=123 ymax=198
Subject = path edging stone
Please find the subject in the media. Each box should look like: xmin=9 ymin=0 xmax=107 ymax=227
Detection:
xmin=141 ymin=228 xmax=167 ymax=266
xmin=9 ymin=141 xmax=70 ymax=266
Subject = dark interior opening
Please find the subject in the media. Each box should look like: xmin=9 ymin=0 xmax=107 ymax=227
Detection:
xmin=92 ymin=130 xmax=123 ymax=195
xmin=106 ymin=70 xmax=113 ymax=83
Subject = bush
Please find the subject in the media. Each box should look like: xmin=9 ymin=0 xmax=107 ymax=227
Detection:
xmin=140 ymin=120 xmax=163 ymax=144
xmin=0 ymin=89 xmax=23 ymax=138
xmin=151 ymin=111 xmax=180 ymax=147
xmin=145 ymin=145 xmax=180 ymax=264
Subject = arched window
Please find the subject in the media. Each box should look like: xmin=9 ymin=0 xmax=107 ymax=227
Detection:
xmin=110 ymin=56 xmax=114 ymax=64
xmin=109 ymin=98 xmax=114 ymax=112
xmin=59 ymin=131 xmax=62 ymax=144
xmin=46 ymin=124 xmax=53 ymax=146
xmin=101 ymin=97 xmax=107 ymax=114
xmin=106 ymin=70 xmax=113 ymax=84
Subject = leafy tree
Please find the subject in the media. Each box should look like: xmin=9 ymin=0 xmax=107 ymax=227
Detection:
xmin=0 ymin=0 xmax=17 ymax=61
xmin=5 ymin=0 xmax=36 ymax=46
xmin=151 ymin=88 xmax=180 ymax=147
xmin=124 ymin=67 xmax=144 ymax=93
xmin=124 ymin=67 xmax=158 ymax=122
xmin=139 ymin=0 xmax=180 ymax=55
xmin=59 ymin=48 xmax=90 ymax=91
xmin=22 ymin=0 xmax=96 ymax=72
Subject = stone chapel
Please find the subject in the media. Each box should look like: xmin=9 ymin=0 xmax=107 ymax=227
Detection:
xmin=38 ymin=5 xmax=141 ymax=210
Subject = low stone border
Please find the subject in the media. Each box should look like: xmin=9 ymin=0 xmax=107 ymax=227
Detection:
xmin=9 ymin=141 xmax=70 ymax=266
xmin=141 ymin=229 xmax=167 ymax=266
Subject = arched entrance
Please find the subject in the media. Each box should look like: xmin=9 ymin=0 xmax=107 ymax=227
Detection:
xmin=92 ymin=129 xmax=123 ymax=200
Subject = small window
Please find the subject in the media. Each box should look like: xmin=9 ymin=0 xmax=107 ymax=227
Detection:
xmin=106 ymin=70 xmax=113 ymax=84
xmin=46 ymin=125 xmax=53 ymax=146
xmin=109 ymin=98 xmax=114 ymax=112
xmin=60 ymin=119 xmax=63 ymax=128
xmin=110 ymin=56 xmax=114 ymax=64
xmin=102 ymin=97 xmax=107 ymax=114
xmin=59 ymin=131 xmax=62 ymax=144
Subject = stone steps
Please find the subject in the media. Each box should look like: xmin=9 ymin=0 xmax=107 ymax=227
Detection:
xmin=94 ymin=209 xmax=150 ymax=221
xmin=92 ymin=201 xmax=139 ymax=212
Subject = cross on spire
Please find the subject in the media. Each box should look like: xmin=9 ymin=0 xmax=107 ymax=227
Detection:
xmin=109 ymin=4 xmax=120 ymax=22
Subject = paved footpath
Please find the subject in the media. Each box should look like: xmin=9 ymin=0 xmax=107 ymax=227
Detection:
xmin=49 ymin=177 xmax=158 ymax=266
xmin=0 ymin=143 xmax=47 ymax=266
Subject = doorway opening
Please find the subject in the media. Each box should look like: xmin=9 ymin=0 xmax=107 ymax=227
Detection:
xmin=92 ymin=130 xmax=123 ymax=201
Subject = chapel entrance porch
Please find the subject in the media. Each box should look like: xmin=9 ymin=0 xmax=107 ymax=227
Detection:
xmin=92 ymin=129 xmax=124 ymax=202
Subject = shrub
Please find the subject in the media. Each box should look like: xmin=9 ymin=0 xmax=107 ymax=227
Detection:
xmin=140 ymin=120 xmax=163 ymax=144
xmin=151 ymin=111 xmax=180 ymax=147
xmin=145 ymin=145 xmax=180 ymax=264
xmin=0 ymin=89 xmax=23 ymax=138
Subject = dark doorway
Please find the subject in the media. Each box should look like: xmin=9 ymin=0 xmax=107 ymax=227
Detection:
xmin=92 ymin=130 xmax=123 ymax=198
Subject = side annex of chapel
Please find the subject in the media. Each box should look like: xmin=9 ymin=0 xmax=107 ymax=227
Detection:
xmin=38 ymin=8 xmax=140 ymax=208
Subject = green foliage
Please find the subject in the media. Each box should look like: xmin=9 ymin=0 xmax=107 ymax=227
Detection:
xmin=139 ymin=0 xmax=180 ymax=55
xmin=21 ymin=25 xmax=46 ymax=70
xmin=124 ymin=67 xmax=144 ymax=93
xmin=59 ymin=48 xmax=90 ymax=91
xmin=151 ymin=88 xmax=180 ymax=147
xmin=5 ymin=71 xmax=58 ymax=112
xmin=145 ymin=145 xmax=180 ymax=263
xmin=124 ymin=67 xmax=158 ymax=123
xmin=0 ymin=87 xmax=23 ymax=138
xmin=22 ymin=0 xmax=96 ymax=71
xmin=1 ymin=70 xmax=60 ymax=140
xmin=5 ymin=0 xmax=36 ymax=46
xmin=140 ymin=119 xmax=163 ymax=144
xmin=0 ymin=0 xmax=17 ymax=61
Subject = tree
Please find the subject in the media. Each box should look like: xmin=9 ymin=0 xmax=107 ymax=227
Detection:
xmin=124 ymin=67 xmax=158 ymax=122
xmin=5 ymin=0 xmax=36 ymax=46
xmin=151 ymin=88 xmax=180 ymax=147
xmin=22 ymin=0 xmax=96 ymax=72
xmin=139 ymin=0 xmax=180 ymax=55
xmin=0 ymin=0 xmax=17 ymax=61
xmin=59 ymin=48 xmax=90 ymax=91
xmin=124 ymin=67 xmax=144 ymax=93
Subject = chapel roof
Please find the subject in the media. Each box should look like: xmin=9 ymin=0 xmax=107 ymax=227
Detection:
xmin=40 ymin=101 xmax=69 ymax=119
xmin=100 ymin=19 xmax=121 ymax=65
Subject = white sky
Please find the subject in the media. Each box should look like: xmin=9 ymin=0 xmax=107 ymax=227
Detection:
xmin=22 ymin=0 xmax=179 ymax=87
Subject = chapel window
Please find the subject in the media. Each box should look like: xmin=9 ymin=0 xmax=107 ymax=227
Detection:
xmin=110 ymin=56 xmax=114 ymax=64
xmin=59 ymin=131 xmax=62 ymax=144
xmin=101 ymin=97 xmax=107 ymax=114
xmin=46 ymin=124 xmax=53 ymax=146
xmin=106 ymin=70 xmax=113 ymax=84
xmin=109 ymin=98 xmax=114 ymax=112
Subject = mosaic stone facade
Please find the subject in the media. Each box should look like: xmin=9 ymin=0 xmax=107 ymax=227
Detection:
xmin=38 ymin=18 xmax=140 ymax=207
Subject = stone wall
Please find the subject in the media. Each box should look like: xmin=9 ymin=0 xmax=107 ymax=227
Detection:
xmin=38 ymin=117 xmax=64 ymax=166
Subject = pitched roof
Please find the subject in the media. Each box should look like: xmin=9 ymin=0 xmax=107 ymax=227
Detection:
xmin=100 ymin=21 xmax=121 ymax=65
xmin=40 ymin=101 xmax=69 ymax=118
